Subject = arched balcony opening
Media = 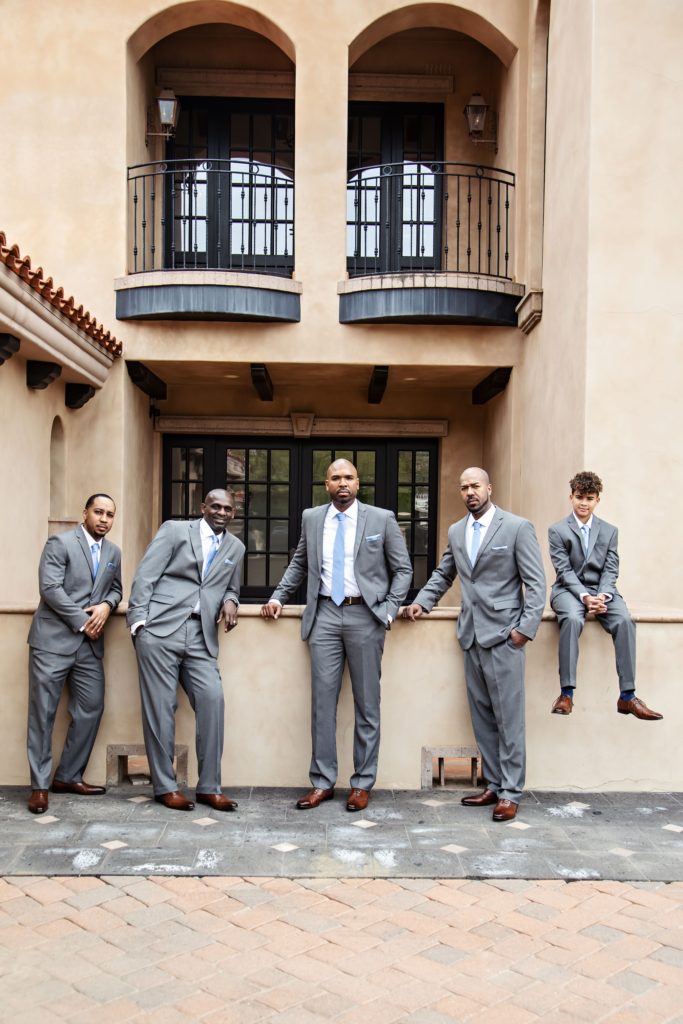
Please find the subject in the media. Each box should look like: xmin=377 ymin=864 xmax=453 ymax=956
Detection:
xmin=121 ymin=4 xmax=300 ymax=321
xmin=341 ymin=5 xmax=523 ymax=325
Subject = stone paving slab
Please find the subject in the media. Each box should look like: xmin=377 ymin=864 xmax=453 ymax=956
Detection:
xmin=2 ymin=875 xmax=683 ymax=1022
xmin=0 ymin=787 xmax=682 ymax=880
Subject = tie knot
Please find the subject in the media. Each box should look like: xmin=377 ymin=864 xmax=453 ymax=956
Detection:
xmin=91 ymin=543 xmax=99 ymax=553
xmin=473 ymin=521 xmax=481 ymax=531
xmin=336 ymin=512 xmax=345 ymax=523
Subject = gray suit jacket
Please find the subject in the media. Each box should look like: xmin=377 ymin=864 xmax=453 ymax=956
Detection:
xmin=414 ymin=508 xmax=546 ymax=649
xmin=271 ymin=501 xmax=413 ymax=640
xmin=27 ymin=527 xmax=122 ymax=659
xmin=548 ymin=514 xmax=620 ymax=605
xmin=127 ymin=519 xmax=245 ymax=659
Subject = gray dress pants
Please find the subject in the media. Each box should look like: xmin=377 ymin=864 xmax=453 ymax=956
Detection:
xmin=307 ymin=599 xmax=386 ymax=791
xmin=463 ymin=637 xmax=526 ymax=804
xmin=27 ymin=643 xmax=104 ymax=789
xmin=134 ymin=618 xmax=225 ymax=796
xmin=551 ymin=591 xmax=636 ymax=690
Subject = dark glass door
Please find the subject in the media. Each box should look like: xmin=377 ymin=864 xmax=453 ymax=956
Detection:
xmin=163 ymin=436 xmax=439 ymax=602
xmin=166 ymin=98 xmax=294 ymax=273
xmin=347 ymin=103 xmax=443 ymax=275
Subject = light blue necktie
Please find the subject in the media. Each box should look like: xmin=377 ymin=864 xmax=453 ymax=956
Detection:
xmin=203 ymin=533 xmax=220 ymax=578
xmin=331 ymin=512 xmax=346 ymax=606
xmin=580 ymin=525 xmax=589 ymax=554
xmin=90 ymin=542 xmax=100 ymax=580
xmin=470 ymin=520 xmax=482 ymax=566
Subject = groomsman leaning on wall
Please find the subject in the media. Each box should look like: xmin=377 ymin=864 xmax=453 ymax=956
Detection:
xmin=127 ymin=489 xmax=245 ymax=812
xmin=548 ymin=470 xmax=662 ymax=720
xmin=403 ymin=467 xmax=545 ymax=823
xmin=27 ymin=494 xmax=122 ymax=815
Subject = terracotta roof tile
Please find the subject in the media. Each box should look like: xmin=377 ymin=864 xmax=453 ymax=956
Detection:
xmin=0 ymin=230 xmax=122 ymax=357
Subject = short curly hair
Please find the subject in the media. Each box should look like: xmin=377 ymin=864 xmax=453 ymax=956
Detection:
xmin=569 ymin=471 xmax=603 ymax=496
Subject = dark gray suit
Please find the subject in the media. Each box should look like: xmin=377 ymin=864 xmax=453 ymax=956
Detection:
xmin=127 ymin=519 xmax=245 ymax=796
xmin=414 ymin=508 xmax=545 ymax=803
xmin=27 ymin=528 xmax=122 ymax=789
xmin=271 ymin=501 xmax=412 ymax=791
xmin=549 ymin=514 xmax=635 ymax=691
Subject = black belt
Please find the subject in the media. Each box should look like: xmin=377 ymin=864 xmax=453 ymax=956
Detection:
xmin=319 ymin=595 xmax=364 ymax=606
xmin=189 ymin=612 xmax=202 ymax=620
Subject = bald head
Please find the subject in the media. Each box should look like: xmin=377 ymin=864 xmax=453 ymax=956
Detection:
xmin=201 ymin=488 xmax=236 ymax=534
xmin=459 ymin=467 xmax=492 ymax=519
xmin=325 ymin=459 xmax=360 ymax=511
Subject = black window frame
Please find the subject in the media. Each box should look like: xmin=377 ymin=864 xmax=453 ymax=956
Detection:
xmin=347 ymin=102 xmax=444 ymax=275
xmin=165 ymin=97 xmax=295 ymax=273
xmin=162 ymin=435 xmax=439 ymax=603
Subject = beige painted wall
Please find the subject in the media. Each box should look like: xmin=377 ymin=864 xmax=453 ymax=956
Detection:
xmin=583 ymin=0 xmax=683 ymax=606
xmin=2 ymin=0 xmax=682 ymax=794
xmin=0 ymin=610 xmax=677 ymax=791
xmin=0 ymin=357 xmax=125 ymax=607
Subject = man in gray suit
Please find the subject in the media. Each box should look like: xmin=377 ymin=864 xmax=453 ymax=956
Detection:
xmin=548 ymin=470 xmax=662 ymax=719
xmin=403 ymin=468 xmax=545 ymax=821
xmin=27 ymin=494 xmax=122 ymax=814
xmin=128 ymin=489 xmax=245 ymax=811
xmin=261 ymin=459 xmax=412 ymax=812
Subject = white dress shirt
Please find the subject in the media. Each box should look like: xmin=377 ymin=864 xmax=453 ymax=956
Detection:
xmin=466 ymin=503 xmax=496 ymax=561
xmin=319 ymin=500 xmax=361 ymax=598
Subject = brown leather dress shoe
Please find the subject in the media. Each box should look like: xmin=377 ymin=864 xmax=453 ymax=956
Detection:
xmin=28 ymin=790 xmax=49 ymax=814
xmin=461 ymin=789 xmax=498 ymax=807
xmin=154 ymin=791 xmax=195 ymax=811
xmin=296 ymin=787 xmax=334 ymax=809
xmin=552 ymin=694 xmax=573 ymax=715
xmin=51 ymin=780 xmax=106 ymax=795
xmin=196 ymin=792 xmax=238 ymax=812
xmin=617 ymin=696 xmax=663 ymax=720
xmin=492 ymin=799 xmax=518 ymax=822
xmin=346 ymin=788 xmax=369 ymax=812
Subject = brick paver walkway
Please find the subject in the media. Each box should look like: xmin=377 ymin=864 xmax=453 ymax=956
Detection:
xmin=2 ymin=875 xmax=683 ymax=1023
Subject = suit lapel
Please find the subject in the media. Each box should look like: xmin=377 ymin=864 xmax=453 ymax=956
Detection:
xmin=190 ymin=520 xmax=204 ymax=578
xmin=476 ymin=510 xmax=504 ymax=562
xmin=315 ymin=505 xmax=327 ymax=570
xmin=567 ymin=514 xmax=589 ymax=565
xmin=353 ymin=501 xmax=367 ymax=560
xmin=586 ymin=516 xmax=601 ymax=558
xmin=92 ymin=538 xmax=111 ymax=586
xmin=203 ymin=526 xmax=242 ymax=583
xmin=75 ymin=527 xmax=96 ymax=582
xmin=453 ymin=517 xmax=469 ymax=572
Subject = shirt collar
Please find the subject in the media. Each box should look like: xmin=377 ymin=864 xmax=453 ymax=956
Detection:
xmin=326 ymin=499 xmax=358 ymax=523
xmin=81 ymin=525 xmax=102 ymax=548
xmin=468 ymin=503 xmax=496 ymax=529
xmin=572 ymin=512 xmax=593 ymax=532
xmin=200 ymin=517 xmax=223 ymax=542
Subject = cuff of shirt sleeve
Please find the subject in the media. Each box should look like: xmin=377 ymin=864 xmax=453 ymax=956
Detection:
xmin=130 ymin=620 xmax=146 ymax=636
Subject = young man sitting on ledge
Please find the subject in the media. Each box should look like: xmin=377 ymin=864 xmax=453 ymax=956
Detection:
xmin=548 ymin=470 xmax=662 ymax=720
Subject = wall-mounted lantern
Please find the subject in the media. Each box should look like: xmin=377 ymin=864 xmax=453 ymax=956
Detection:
xmin=464 ymin=92 xmax=498 ymax=151
xmin=145 ymin=89 xmax=180 ymax=146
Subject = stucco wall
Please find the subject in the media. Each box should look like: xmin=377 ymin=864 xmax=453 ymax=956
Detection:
xmin=0 ymin=609 xmax=677 ymax=791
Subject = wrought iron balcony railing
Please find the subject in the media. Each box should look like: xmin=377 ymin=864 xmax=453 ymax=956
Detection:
xmin=346 ymin=161 xmax=515 ymax=279
xmin=127 ymin=159 xmax=294 ymax=276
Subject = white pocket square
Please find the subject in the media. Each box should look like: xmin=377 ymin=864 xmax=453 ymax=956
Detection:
xmin=491 ymin=545 xmax=508 ymax=550
xmin=365 ymin=534 xmax=382 ymax=542
xmin=223 ymin=557 xmax=234 ymax=565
